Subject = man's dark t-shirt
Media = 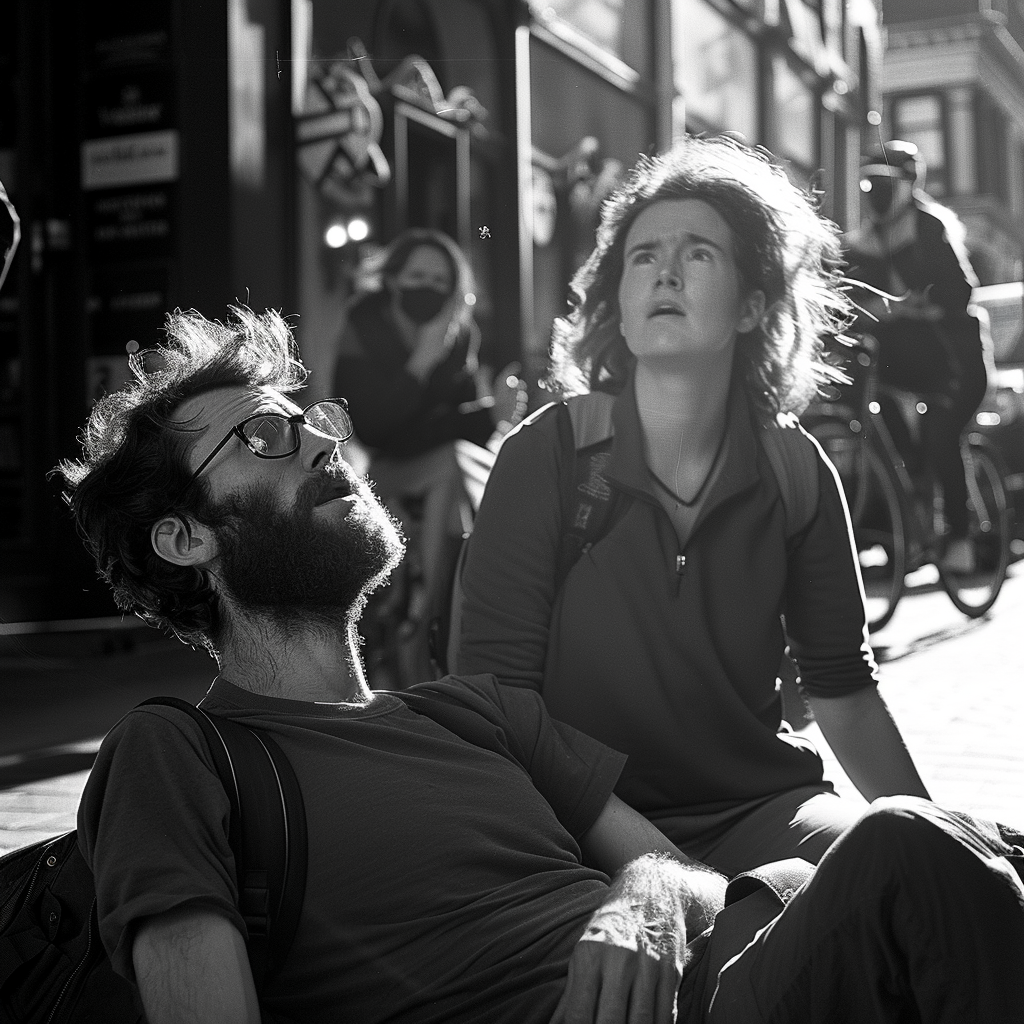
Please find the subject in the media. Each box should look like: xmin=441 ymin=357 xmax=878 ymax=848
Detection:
xmin=78 ymin=675 xmax=625 ymax=1023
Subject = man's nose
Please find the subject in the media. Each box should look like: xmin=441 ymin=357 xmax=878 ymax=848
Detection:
xmin=300 ymin=423 xmax=340 ymax=471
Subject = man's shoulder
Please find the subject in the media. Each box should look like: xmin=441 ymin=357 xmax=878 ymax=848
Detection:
xmin=404 ymin=674 xmax=543 ymax=722
xmin=105 ymin=701 xmax=211 ymax=748
xmin=397 ymin=675 xmax=546 ymax=772
xmin=85 ymin=702 xmax=216 ymax=796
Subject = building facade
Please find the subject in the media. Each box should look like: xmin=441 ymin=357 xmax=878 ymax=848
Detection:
xmin=0 ymin=0 xmax=880 ymax=622
xmin=880 ymin=0 xmax=1024 ymax=289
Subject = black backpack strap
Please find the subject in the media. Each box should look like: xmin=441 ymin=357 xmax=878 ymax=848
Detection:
xmin=136 ymin=697 xmax=308 ymax=990
xmin=555 ymin=396 xmax=628 ymax=591
xmin=760 ymin=413 xmax=820 ymax=541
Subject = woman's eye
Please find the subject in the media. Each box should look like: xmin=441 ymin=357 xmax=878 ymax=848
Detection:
xmin=689 ymin=248 xmax=714 ymax=262
xmin=632 ymin=251 xmax=656 ymax=265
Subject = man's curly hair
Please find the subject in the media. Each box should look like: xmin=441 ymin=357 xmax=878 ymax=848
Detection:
xmin=547 ymin=135 xmax=852 ymax=418
xmin=52 ymin=306 xmax=306 ymax=652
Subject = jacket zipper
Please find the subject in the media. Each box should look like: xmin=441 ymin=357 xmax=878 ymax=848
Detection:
xmin=46 ymin=897 xmax=96 ymax=1024
xmin=0 ymin=856 xmax=43 ymax=931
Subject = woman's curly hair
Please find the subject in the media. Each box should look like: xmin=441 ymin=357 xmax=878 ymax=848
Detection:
xmin=547 ymin=136 xmax=852 ymax=418
xmin=52 ymin=306 xmax=306 ymax=652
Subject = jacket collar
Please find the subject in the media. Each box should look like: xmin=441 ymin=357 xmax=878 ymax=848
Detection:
xmin=604 ymin=365 xmax=763 ymax=527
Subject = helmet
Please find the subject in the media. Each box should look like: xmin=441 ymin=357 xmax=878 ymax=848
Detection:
xmin=860 ymin=140 xmax=923 ymax=184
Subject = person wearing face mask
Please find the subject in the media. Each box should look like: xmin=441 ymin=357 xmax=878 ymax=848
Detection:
xmin=844 ymin=141 xmax=988 ymax=573
xmin=334 ymin=228 xmax=524 ymax=678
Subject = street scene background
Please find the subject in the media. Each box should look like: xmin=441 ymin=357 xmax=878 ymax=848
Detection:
xmin=2 ymin=2 xmax=1024 ymax=856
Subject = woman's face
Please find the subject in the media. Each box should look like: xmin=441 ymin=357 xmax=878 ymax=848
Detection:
xmin=393 ymin=245 xmax=454 ymax=295
xmin=617 ymin=199 xmax=763 ymax=368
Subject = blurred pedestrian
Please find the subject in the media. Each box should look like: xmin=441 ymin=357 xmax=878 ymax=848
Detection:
xmin=455 ymin=136 xmax=930 ymax=876
xmin=844 ymin=140 xmax=988 ymax=573
xmin=333 ymin=228 xmax=524 ymax=679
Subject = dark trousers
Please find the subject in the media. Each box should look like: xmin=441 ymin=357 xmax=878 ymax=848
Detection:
xmin=874 ymin=320 xmax=988 ymax=538
xmin=708 ymin=798 xmax=1024 ymax=1023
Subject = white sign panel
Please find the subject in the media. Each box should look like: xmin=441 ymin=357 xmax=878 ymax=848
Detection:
xmin=81 ymin=130 xmax=180 ymax=191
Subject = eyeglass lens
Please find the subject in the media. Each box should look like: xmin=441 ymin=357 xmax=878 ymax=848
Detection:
xmin=243 ymin=416 xmax=297 ymax=456
xmin=305 ymin=401 xmax=352 ymax=440
xmin=241 ymin=401 xmax=351 ymax=457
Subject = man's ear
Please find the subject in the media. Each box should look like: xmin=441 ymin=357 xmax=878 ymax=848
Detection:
xmin=737 ymin=289 xmax=766 ymax=335
xmin=150 ymin=516 xmax=219 ymax=568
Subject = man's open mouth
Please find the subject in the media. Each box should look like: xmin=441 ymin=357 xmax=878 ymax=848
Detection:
xmin=315 ymin=479 xmax=356 ymax=506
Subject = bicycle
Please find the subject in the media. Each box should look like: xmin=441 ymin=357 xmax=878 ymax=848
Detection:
xmin=802 ymin=335 xmax=1012 ymax=632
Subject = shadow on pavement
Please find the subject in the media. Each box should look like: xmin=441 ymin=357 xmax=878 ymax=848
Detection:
xmin=0 ymin=628 xmax=215 ymax=760
xmin=873 ymin=615 xmax=990 ymax=664
xmin=0 ymin=751 xmax=98 ymax=789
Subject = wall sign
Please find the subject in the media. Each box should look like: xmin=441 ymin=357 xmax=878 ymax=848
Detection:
xmin=81 ymin=129 xmax=180 ymax=191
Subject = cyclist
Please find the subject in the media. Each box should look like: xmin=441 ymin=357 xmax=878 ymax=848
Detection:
xmin=844 ymin=140 xmax=988 ymax=573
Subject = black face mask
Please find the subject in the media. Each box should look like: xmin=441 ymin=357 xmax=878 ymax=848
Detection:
xmin=865 ymin=177 xmax=895 ymax=217
xmin=398 ymin=286 xmax=450 ymax=324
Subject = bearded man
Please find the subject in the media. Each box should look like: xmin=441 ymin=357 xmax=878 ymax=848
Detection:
xmin=56 ymin=307 xmax=1024 ymax=1024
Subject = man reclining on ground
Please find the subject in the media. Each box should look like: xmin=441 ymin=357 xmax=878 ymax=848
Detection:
xmin=56 ymin=307 xmax=1024 ymax=1024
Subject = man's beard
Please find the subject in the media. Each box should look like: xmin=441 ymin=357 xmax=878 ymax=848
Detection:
xmin=211 ymin=469 xmax=404 ymax=632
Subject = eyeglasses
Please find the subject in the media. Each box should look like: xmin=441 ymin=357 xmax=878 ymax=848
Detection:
xmin=184 ymin=398 xmax=354 ymax=491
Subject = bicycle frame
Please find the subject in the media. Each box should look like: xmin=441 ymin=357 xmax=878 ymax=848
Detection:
xmin=803 ymin=334 xmax=1011 ymax=627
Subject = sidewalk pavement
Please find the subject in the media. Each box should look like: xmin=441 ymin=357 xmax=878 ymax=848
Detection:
xmin=0 ymin=628 xmax=214 ymax=853
xmin=2 ymin=563 xmax=1023 ymax=855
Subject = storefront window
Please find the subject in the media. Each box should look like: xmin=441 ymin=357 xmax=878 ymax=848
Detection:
xmin=528 ymin=0 xmax=650 ymax=76
xmin=773 ymin=55 xmax=816 ymax=172
xmin=892 ymin=93 xmax=948 ymax=197
xmin=672 ymin=0 xmax=758 ymax=142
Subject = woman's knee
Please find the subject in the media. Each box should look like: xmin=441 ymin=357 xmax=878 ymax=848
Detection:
xmin=843 ymin=797 xmax=1022 ymax=898
xmin=855 ymin=795 xmax=971 ymax=848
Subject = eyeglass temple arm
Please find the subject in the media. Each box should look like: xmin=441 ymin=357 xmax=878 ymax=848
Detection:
xmin=187 ymin=427 xmax=246 ymax=487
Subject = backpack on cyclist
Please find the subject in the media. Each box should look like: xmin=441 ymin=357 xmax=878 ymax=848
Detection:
xmin=0 ymin=697 xmax=307 ymax=1023
xmin=439 ymin=391 xmax=820 ymax=675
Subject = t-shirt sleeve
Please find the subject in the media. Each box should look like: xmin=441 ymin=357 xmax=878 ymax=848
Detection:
xmin=77 ymin=706 xmax=245 ymax=983
xmin=784 ymin=443 xmax=880 ymax=698
xmin=421 ymin=675 xmax=627 ymax=839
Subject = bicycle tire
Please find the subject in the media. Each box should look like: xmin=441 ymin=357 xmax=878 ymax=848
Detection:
xmin=856 ymin=445 xmax=908 ymax=631
xmin=938 ymin=439 xmax=1011 ymax=618
xmin=816 ymin=430 xmax=907 ymax=632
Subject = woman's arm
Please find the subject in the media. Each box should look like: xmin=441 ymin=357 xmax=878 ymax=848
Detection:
xmin=454 ymin=409 xmax=566 ymax=687
xmin=806 ymin=687 xmax=929 ymax=801
xmin=786 ymin=448 xmax=930 ymax=801
xmin=336 ymin=322 xmax=494 ymax=454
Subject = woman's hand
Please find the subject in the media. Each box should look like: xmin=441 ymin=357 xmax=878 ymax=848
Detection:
xmin=486 ymin=361 xmax=528 ymax=432
xmin=405 ymin=302 xmax=457 ymax=382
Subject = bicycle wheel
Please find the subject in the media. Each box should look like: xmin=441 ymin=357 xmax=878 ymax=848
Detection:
xmin=816 ymin=429 xmax=907 ymax=631
xmin=854 ymin=446 xmax=908 ymax=631
xmin=939 ymin=440 xmax=1011 ymax=617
